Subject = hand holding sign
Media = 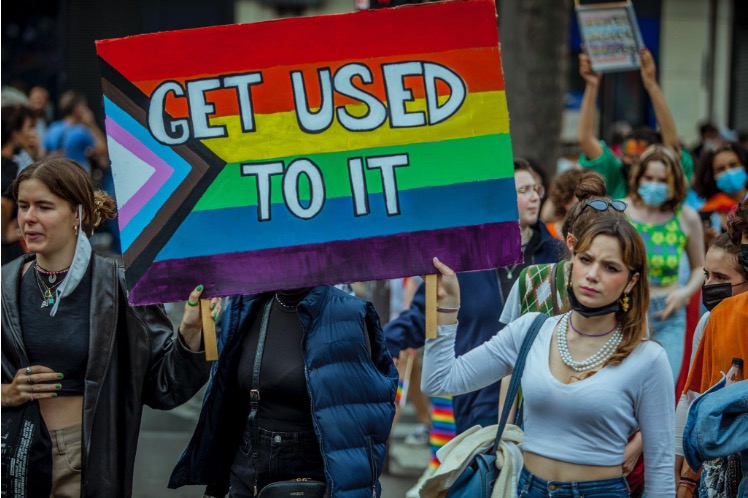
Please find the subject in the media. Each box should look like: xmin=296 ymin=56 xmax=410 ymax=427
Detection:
xmin=179 ymin=285 xmax=221 ymax=355
xmin=579 ymin=52 xmax=602 ymax=88
xmin=96 ymin=0 xmax=522 ymax=307
xmin=638 ymin=48 xmax=657 ymax=89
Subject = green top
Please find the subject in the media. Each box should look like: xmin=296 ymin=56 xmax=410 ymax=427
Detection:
xmin=629 ymin=209 xmax=688 ymax=286
xmin=578 ymin=142 xmax=694 ymax=200
xmin=517 ymin=261 xmax=568 ymax=316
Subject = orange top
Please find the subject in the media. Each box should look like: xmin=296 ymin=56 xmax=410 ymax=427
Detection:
xmin=684 ymin=292 xmax=748 ymax=394
xmin=546 ymin=222 xmax=562 ymax=240
xmin=701 ymin=192 xmax=738 ymax=213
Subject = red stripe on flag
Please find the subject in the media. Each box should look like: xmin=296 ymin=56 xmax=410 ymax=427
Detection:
xmin=96 ymin=0 xmax=500 ymax=83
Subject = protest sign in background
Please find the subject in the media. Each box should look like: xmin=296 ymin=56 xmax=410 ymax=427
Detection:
xmin=575 ymin=1 xmax=644 ymax=73
xmin=96 ymin=0 xmax=520 ymax=305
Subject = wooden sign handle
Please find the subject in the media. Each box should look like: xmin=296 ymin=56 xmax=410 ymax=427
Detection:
xmin=425 ymin=274 xmax=438 ymax=339
xmin=201 ymin=299 xmax=218 ymax=361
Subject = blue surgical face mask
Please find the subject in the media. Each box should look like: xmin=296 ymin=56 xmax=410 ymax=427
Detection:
xmin=637 ymin=181 xmax=669 ymax=207
xmin=715 ymin=167 xmax=747 ymax=194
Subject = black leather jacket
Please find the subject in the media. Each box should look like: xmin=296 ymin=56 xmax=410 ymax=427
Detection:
xmin=1 ymin=254 xmax=210 ymax=497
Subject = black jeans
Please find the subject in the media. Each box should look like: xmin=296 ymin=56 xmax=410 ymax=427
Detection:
xmin=229 ymin=426 xmax=325 ymax=498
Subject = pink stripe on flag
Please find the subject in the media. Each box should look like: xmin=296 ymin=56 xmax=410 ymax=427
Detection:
xmin=106 ymin=117 xmax=174 ymax=227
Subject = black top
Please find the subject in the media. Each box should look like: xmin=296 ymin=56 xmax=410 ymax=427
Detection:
xmin=1 ymin=157 xmax=24 ymax=265
xmin=19 ymin=261 xmax=91 ymax=395
xmin=1 ymin=156 xmax=18 ymax=199
xmin=236 ymin=293 xmax=313 ymax=432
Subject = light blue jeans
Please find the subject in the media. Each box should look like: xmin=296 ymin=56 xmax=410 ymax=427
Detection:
xmin=647 ymin=294 xmax=687 ymax=381
xmin=518 ymin=467 xmax=630 ymax=497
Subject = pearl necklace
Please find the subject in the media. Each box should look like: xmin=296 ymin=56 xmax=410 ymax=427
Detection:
xmin=557 ymin=312 xmax=622 ymax=372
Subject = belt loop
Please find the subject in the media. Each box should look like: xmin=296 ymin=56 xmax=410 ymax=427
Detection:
xmin=571 ymin=480 xmax=580 ymax=498
xmin=55 ymin=428 xmax=65 ymax=455
xmin=524 ymin=468 xmax=534 ymax=493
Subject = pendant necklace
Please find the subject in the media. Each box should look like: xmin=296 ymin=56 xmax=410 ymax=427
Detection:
xmin=34 ymin=263 xmax=67 ymax=308
xmin=35 ymin=263 xmax=70 ymax=286
xmin=503 ymin=243 xmax=528 ymax=280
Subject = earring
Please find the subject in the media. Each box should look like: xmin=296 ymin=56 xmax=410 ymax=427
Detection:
xmin=620 ymin=294 xmax=630 ymax=313
xmin=73 ymin=224 xmax=79 ymax=237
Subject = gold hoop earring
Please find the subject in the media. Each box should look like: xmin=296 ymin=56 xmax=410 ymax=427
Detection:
xmin=620 ymin=294 xmax=630 ymax=313
xmin=74 ymin=224 xmax=79 ymax=237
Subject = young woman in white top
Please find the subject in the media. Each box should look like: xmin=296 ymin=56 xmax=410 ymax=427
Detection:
xmin=422 ymin=218 xmax=675 ymax=496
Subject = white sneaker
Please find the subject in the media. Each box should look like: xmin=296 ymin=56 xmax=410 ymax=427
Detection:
xmin=403 ymin=424 xmax=430 ymax=447
xmin=405 ymin=465 xmax=436 ymax=498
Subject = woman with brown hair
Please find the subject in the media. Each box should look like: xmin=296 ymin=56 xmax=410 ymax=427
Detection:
xmin=1 ymin=157 xmax=218 ymax=497
xmin=624 ymin=144 xmax=704 ymax=381
xmin=422 ymin=217 xmax=675 ymax=496
xmin=542 ymin=168 xmax=589 ymax=241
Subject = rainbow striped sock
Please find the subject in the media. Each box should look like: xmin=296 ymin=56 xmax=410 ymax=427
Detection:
xmin=429 ymin=396 xmax=456 ymax=469
xmin=395 ymin=378 xmax=405 ymax=407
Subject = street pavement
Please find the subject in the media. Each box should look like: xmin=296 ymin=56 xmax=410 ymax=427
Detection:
xmin=132 ymin=303 xmax=431 ymax=497
xmin=133 ymin=396 xmax=429 ymax=498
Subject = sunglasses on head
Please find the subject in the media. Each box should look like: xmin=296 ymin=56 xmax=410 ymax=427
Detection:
xmin=584 ymin=200 xmax=628 ymax=212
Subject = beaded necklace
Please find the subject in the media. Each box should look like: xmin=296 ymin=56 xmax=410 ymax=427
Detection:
xmin=33 ymin=262 xmax=68 ymax=308
xmin=556 ymin=312 xmax=622 ymax=372
xmin=35 ymin=263 xmax=71 ymax=284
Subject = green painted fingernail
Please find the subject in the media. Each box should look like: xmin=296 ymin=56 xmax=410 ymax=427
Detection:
xmin=196 ymin=284 xmax=203 ymax=291
xmin=55 ymin=384 xmax=61 ymax=389
xmin=210 ymin=303 xmax=216 ymax=310
xmin=52 ymin=393 xmax=58 ymax=398
xmin=57 ymin=374 xmax=64 ymax=378
xmin=211 ymin=312 xmax=217 ymax=319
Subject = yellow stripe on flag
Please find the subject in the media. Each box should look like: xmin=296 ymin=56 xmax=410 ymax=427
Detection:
xmin=201 ymin=91 xmax=509 ymax=162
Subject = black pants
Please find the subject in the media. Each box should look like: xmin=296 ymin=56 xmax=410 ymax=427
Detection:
xmin=229 ymin=426 xmax=325 ymax=498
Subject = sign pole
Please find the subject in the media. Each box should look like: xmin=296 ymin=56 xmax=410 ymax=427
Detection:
xmin=425 ymin=274 xmax=438 ymax=339
xmin=201 ymin=299 xmax=218 ymax=361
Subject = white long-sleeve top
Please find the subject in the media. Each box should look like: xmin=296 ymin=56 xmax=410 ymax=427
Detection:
xmin=422 ymin=313 xmax=675 ymax=496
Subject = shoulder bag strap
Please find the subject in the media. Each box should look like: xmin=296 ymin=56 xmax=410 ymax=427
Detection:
xmin=248 ymin=298 xmax=273 ymax=493
xmin=549 ymin=263 xmax=560 ymax=315
xmin=491 ymin=313 xmax=549 ymax=452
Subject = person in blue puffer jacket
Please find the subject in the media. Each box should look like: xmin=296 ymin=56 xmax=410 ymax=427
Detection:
xmin=169 ymin=286 xmax=398 ymax=498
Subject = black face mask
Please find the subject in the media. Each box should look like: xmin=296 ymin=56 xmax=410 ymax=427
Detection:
xmin=701 ymin=282 xmax=733 ymax=311
xmin=566 ymin=286 xmax=622 ymax=318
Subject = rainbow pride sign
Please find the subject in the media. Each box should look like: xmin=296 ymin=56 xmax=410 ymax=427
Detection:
xmin=96 ymin=0 xmax=520 ymax=305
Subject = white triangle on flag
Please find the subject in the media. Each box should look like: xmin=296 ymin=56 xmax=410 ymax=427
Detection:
xmin=107 ymin=137 xmax=156 ymax=207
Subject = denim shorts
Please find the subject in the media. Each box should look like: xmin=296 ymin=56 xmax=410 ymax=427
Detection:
xmin=518 ymin=467 xmax=630 ymax=497
xmin=229 ymin=426 xmax=326 ymax=498
xmin=647 ymin=294 xmax=687 ymax=381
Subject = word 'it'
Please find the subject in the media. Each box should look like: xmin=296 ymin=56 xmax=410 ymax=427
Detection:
xmin=147 ymin=61 xmax=466 ymax=145
xmin=241 ymin=153 xmax=409 ymax=221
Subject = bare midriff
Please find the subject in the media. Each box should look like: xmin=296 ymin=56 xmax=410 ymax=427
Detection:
xmin=40 ymin=395 xmax=83 ymax=430
xmin=523 ymin=451 xmax=623 ymax=482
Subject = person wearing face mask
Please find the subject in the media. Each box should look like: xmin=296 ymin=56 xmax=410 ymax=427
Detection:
xmin=674 ymin=233 xmax=746 ymax=492
xmin=624 ymin=144 xmax=705 ymax=382
xmin=676 ymin=201 xmax=748 ymax=497
xmin=1 ymin=158 xmax=218 ymax=497
xmin=422 ymin=217 xmax=675 ymax=497
xmin=577 ymin=48 xmax=695 ymax=200
xmin=383 ymin=158 xmax=564 ymax=497
xmin=693 ymin=142 xmax=748 ymax=234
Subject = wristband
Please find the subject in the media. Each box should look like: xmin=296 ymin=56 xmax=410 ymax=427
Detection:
xmin=436 ymin=306 xmax=460 ymax=313
xmin=678 ymin=480 xmax=697 ymax=490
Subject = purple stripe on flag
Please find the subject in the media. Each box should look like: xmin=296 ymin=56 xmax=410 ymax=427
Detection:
xmin=127 ymin=222 xmax=521 ymax=305
xmin=106 ymin=117 xmax=174 ymax=226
